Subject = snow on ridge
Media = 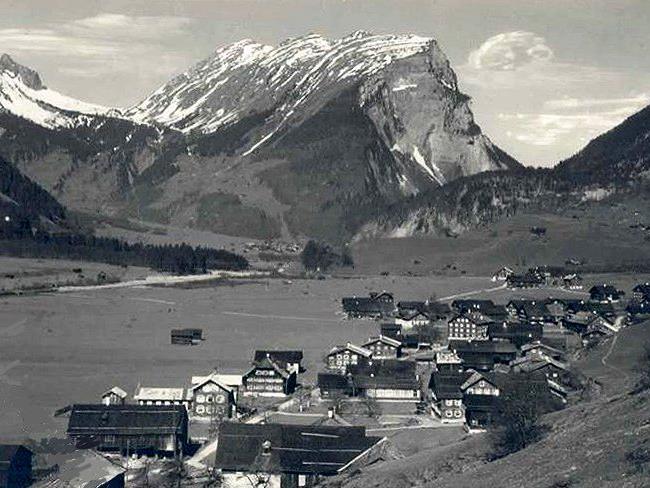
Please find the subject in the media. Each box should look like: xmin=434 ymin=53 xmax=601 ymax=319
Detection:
xmin=411 ymin=145 xmax=446 ymax=185
xmin=0 ymin=69 xmax=116 ymax=129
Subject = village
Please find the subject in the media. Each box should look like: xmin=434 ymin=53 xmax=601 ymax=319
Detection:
xmin=2 ymin=263 xmax=649 ymax=488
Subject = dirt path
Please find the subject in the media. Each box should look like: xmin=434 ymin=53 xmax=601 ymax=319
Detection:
xmin=601 ymin=334 xmax=630 ymax=380
xmin=438 ymin=284 xmax=507 ymax=302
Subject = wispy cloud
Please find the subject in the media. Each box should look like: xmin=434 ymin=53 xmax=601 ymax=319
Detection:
xmin=0 ymin=14 xmax=193 ymax=59
xmin=544 ymin=93 xmax=650 ymax=110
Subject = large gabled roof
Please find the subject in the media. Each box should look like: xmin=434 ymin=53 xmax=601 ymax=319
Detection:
xmin=362 ymin=335 xmax=402 ymax=348
xmin=102 ymin=386 xmax=128 ymax=399
xmin=214 ymin=422 xmax=383 ymax=475
xmin=254 ymin=350 xmax=304 ymax=366
xmin=67 ymin=404 xmax=187 ymax=436
xmin=328 ymin=343 xmax=372 ymax=358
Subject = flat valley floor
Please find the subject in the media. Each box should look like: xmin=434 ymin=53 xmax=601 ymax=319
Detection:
xmin=0 ymin=264 xmax=645 ymax=439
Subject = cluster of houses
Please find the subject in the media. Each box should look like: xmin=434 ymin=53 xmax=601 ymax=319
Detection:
xmin=491 ymin=265 xmax=584 ymax=290
xmin=7 ymin=280 xmax=648 ymax=488
xmin=336 ymin=279 xmax=649 ymax=431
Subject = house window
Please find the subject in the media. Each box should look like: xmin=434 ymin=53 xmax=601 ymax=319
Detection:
xmin=196 ymin=395 xmax=205 ymax=403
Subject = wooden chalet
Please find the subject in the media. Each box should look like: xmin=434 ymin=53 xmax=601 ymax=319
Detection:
xmin=448 ymin=312 xmax=491 ymax=341
xmin=520 ymin=341 xmax=566 ymax=362
xmin=451 ymin=341 xmax=517 ymax=371
xmin=348 ymin=359 xmax=421 ymax=401
xmin=380 ymin=323 xmax=403 ymax=340
xmin=506 ymin=300 xmax=554 ymax=325
xmin=317 ymin=373 xmax=351 ymax=398
xmin=0 ymin=445 xmax=32 ymax=488
xmin=189 ymin=374 xmax=236 ymax=419
xmin=435 ymin=350 xmax=464 ymax=373
xmin=254 ymin=350 xmax=304 ymax=374
xmin=460 ymin=372 xmax=502 ymax=430
xmin=511 ymin=357 xmax=573 ymax=401
xmin=395 ymin=310 xmax=432 ymax=330
xmin=491 ymin=266 xmax=514 ymax=282
xmin=101 ymin=386 xmax=127 ymax=406
xmin=429 ymin=371 xmax=468 ymax=423
xmin=562 ymin=273 xmax=583 ymax=290
xmin=341 ymin=292 xmax=395 ymax=318
xmin=633 ymin=283 xmax=650 ymax=303
xmin=589 ymin=284 xmax=624 ymax=303
xmin=66 ymin=404 xmax=188 ymax=455
xmin=214 ymin=422 xmax=386 ymax=488
xmin=243 ymin=356 xmax=297 ymax=397
xmin=326 ymin=343 xmax=372 ymax=373
xmin=191 ymin=372 xmax=244 ymax=401
xmin=362 ymin=335 xmax=402 ymax=359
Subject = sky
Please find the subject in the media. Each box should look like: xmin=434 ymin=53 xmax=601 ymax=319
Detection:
xmin=0 ymin=0 xmax=649 ymax=166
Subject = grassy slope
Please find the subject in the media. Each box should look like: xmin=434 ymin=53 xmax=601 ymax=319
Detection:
xmin=326 ymin=322 xmax=650 ymax=488
xmin=352 ymin=192 xmax=650 ymax=276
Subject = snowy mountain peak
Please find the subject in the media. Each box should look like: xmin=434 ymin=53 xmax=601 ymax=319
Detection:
xmin=0 ymin=54 xmax=116 ymax=129
xmin=0 ymin=53 xmax=44 ymax=90
xmin=126 ymin=31 xmax=435 ymax=136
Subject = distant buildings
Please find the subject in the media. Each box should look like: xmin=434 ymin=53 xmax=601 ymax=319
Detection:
xmin=134 ymin=386 xmax=190 ymax=410
xmin=341 ymin=292 xmax=395 ymax=318
xmin=589 ymin=284 xmax=624 ymax=303
xmin=362 ymin=335 xmax=402 ymax=359
xmin=253 ymin=350 xmax=304 ymax=375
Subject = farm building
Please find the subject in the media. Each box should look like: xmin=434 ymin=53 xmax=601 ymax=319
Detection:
xmin=348 ymin=360 xmax=420 ymax=400
xmin=0 ymin=444 xmax=32 ymax=488
xmin=380 ymin=323 xmax=403 ymax=340
xmin=243 ymin=355 xmax=297 ymax=397
xmin=562 ymin=274 xmax=583 ymax=289
xmin=506 ymin=300 xmax=554 ymax=325
xmin=170 ymin=328 xmax=203 ymax=345
xmin=435 ymin=350 xmax=464 ymax=373
xmin=253 ymin=350 xmax=304 ymax=374
xmin=325 ymin=343 xmax=372 ymax=373
xmin=341 ymin=292 xmax=395 ymax=318
xmin=429 ymin=372 xmax=468 ymax=423
xmin=66 ymin=404 xmax=188 ymax=455
xmin=101 ymin=386 xmax=128 ymax=406
xmin=317 ymin=373 xmax=352 ymax=398
xmin=451 ymin=341 xmax=518 ymax=371
xmin=213 ymin=422 xmax=386 ymax=488
xmin=362 ymin=335 xmax=402 ymax=359
xmin=488 ymin=322 xmax=543 ymax=347
xmin=191 ymin=372 xmax=244 ymax=401
xmin=589 ymin=284 xmax=624 ymax=303
xmin=133 ymin=386 xmax=190 ymax=410
xmin=395 ymin=310 xmax=432 ymax=330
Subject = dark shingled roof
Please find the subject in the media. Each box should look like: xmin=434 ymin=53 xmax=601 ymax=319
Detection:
xmin=0 ymin=444 xmax=31 ymax=465
xmin=67 ymin=404 xmax=187 ymax=436
xmin=317 ymin=373 xmax=350 ymax=390
xmin=429 ymin=372 xmax=470 ymax=400
xmin=254 ymin=350 xmax=303 ymax=368
xmin=349 ymin=359 xmax=419 ymax=390
xmin=214 ymin=423 xmax=383 ymax=475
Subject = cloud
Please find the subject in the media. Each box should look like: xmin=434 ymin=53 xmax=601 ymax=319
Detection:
xmin=0 ymin=14 xmax=193 ymax=58
xmin=467 ymin=31 xmax=553 ymax=71
xmin=69 ymin=13 xmax=193 ymax=40
xmin=497 ymin=106 xmax=644 ymax=147
xmin=544 ymin=93 xmax=650 ymax=110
